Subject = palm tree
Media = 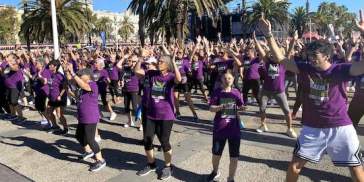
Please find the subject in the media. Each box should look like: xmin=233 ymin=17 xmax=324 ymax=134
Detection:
xmin=290 ymin=6 xmax=308 ymax=37
xmin=20 ymin=0 xmax=90 ymax=43
xmin=93 ymin=16 xmax=113 ymax=38
xmin=118 ymin=16 xmax=135 ymax=42
xmin=250 ymin=0 xmax=290 ymax=27
xmin=129 ymin=0 xmax=227 ymax=47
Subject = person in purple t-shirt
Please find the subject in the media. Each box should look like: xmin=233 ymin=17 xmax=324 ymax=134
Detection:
xmin=3 ymin=54 xmax=24 ymax=120
xmin=134 ymin=50 xmax=182 ymax=180
xmin=208 ymin=70 xmax=245 ymax=182
xmin=46 ymin=60 xmax=69 ymax=135
xmin=0 ymin=52 xmax=11 ymax=114
xmin=173 ymin=43 xmax=199 ymax=121
xmin=258 ymin=15 xmax=364 ymax=182
xmin=93 ymin=58 xmax=116 ymax=121
xmin=253 ymin=31 xmax=297 ymax=138
xmin=241 ymin=46 xmax=262 ymax=105
xmin=120 ymin=54 xmax=141 ymax=129
xmin=64 ymin=66 xmax=106 ymax=172
xmin=32 ymin=59 xmax=51 ymax=124
xmin=190 ymin=53 xmax=209 ymax=102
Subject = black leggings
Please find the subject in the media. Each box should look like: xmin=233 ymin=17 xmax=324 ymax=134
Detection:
xmin=75 ymin=123 xmax=100 ymax=154
xmin=143 ymin=119 xmax=173 ymax=152
xmin=242 ymin=79 xmax=260 ymax=104
xmin=123 ymin=91 xmax=140 ymax=113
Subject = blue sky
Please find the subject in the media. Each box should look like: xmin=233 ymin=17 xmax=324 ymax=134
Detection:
xmin=1 ymin=0 xmax=363 ymax=15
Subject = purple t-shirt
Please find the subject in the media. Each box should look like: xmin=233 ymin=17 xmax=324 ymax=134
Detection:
xmin=146 ymin=70 xmax=176 ymax=121
xmin=297 ymin=63 xmax=354 ymax=128
xmin=93 ymin=69 xmax=109 ymax=93
xmin=33 ymin=69 xmax=51 ymax=96
xmin=243 ymin=57 xmax=261 ymax=80
xmin=214 ymin=59 xmax=234 ymax=74
xmin=122 ymin=67 xmax=139 ymax=92
xmin=49 ymin=72 xmax=67 ymax=102
xmin=4 ymin=70 xmax=23 ymax=90
xmin=210 ymin=88 xmax=244 ymax=139
xmin=77 ymin=81 xmax=100 ymax=124
xmin=191 ymin=60 xmax=204 ymax=80
xmin=175 ymin=58 xmax=190 ymax=84
xmin=262 ymin=61 xmax=286 ymax=93
xmin=107 ymin=62 xmax=119 ymax=81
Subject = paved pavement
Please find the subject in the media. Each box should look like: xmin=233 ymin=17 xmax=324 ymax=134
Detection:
xmin=0 ymin=91 xmax=363 ymax=182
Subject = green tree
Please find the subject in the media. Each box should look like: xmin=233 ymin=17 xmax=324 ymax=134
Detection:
xmin=313 ymin=2 xmax=356 ymax=36
xmin=93 ymin=16 xmax=113 ymax=38
xmin=290 ymin=6 xmax=308 ymax=37
xmin=118 ymin=16 xmax=135 ymax=42
xmin=20 ymin=0 xmax=91 ymax=43
xmin=250 ymin=0 xmax=290 ymax=26
xmin=0 ymin=7 xmax=19 ymax=44
xmin=128 ymin=0 xmax=228 ymax=47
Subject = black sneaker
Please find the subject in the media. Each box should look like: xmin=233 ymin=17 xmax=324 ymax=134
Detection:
xmin=78 ymin=151 xmax=95 ymax=161
xmin=207 ymin=171 xmax=220 ymax=182
xmin=47 ymin=126 xmax=61 ymax=134
xmin=136 ymin=163 xmax=157 ymax=176
xmin=58 ymin=128 xmax=69 ymax=135
xmin=159 ymin=166 xmax=172 ymax=180
xmin=89 ymin=160 xmax=106 ymax=172
xmin=227 ymin=180 xmax=235 ymax=182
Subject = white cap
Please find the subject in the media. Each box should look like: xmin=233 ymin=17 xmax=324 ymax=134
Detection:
xmin=145 ymin=57 xmax=157 ymax=64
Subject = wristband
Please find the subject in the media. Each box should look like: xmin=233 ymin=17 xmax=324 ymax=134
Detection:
xmin=265 ymin=33 xmax=273 ymax=38
xmin=71 ymin=72 xmax=76 ymax=77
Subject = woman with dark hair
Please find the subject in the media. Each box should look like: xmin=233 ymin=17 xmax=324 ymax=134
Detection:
xmin=64 ymin=64 xmax=106 ymax=172
xmin=46 ymin=60 xmax=69 ymax=135
xmin=134 ymin=50 xmax=181 ymax=180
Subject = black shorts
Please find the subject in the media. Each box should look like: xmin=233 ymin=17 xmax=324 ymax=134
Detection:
xmin=109 ymin=80 xmax=122 ymax=97
xmin=6 ymin=88 xmax=20 ymax=106
xmin=212 ymin=137 xmax=240 ymax=157
xmin=35 ymin=92 xmax=48 ymax=112
xmin=175 ymin=83 xmax=190 ymax=93
xmin=48 ymin=99 xmax=67 ymax=108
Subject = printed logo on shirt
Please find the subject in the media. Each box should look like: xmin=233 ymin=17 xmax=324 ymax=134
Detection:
xmin=220 ymin=97 xmax=236 ymax=119
xmin=93 ymin=72 xmax=101 ymax=82
xmin=268 ymin=64 xmax=279 ymax=79
xmin=308 ymin=76 xmax=330 ymax=105
xmin=48 ymin=78 xmax=54 ymax=90
xmin=176 ymin=60 xmax=183 ymax=69
xmin=217 ymin=64 xmax=227 ymax=73
xmin=123 ymin=70 xmax=132 ymax=83
xmin=244 ymin=60 xmax=250 ymax=69
xmin=192 ymin=62 xmax=199 ymax=70
xmin=151 ymin=80 xmax=166 ymax=102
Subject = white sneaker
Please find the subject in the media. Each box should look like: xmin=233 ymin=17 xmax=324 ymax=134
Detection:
xmin=256 ymin=124 xmax=269 ymax=133
xmin=130 ymin=121 xmax=135 ymax=127
xmin=123 ymin=124 xmax=130 ymax=128
xmin=286 ymin=128 xmax=297 ymax=138
xmin=110 ymin=112 xmax=117 ymax=121
xmin=138 ymin=125 xmax=143 ymax=131
xmin=95 ymin=136 xmax=102 ymax=143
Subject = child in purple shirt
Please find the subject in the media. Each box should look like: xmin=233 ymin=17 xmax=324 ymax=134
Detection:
xmin=208 ymin=70 xmax=245 ymax=182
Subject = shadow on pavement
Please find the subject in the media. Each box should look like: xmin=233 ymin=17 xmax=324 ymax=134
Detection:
xmin=0 ymin=136 xmax=91 ymax=165
xmin=239 ymin=155 xmax=351 ymax=182
xmin=102 ymin=148 xmax=204 ymax=181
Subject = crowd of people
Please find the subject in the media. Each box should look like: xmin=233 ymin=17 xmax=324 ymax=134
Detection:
xmin=1 ymin=13 xmax=364 ymax=182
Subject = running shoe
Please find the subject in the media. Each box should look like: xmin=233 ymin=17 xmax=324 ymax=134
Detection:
xmin=123 ymin=123 xmax=130 ymax=128
xmin=136 ymin=163 xmax=157 ymax=176
xmin=58 ymin=128 xmax=69 ymax=135
xmin=110 ymin=112 xmax=117 ymax=121
xmin=78 ymin=151 xmax=95 ymax=161
xmin=138 ymin=125 xmax=143 ymax=131
xmin=89 ymin=160 xmax=106 ymax=172
xmin=159 ymin=166 xmax=172 ymax=180
xmin=206 ymin=171 xmax=220 ymax=182
xmin=256 ymin=124 xmax=269 ymax=133
xmin=47 ymin=126 xmax=62 ymax=134
xmin=286 ymin=128 xmax=298 ymax=138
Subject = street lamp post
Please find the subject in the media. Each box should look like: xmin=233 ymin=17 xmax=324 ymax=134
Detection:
xmin=51 ymin=0 xmax=60 ymax=59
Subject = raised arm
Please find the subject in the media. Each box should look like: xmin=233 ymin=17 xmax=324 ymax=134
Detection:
xmin=134 ymin=48 xmax=146 ymax=78
xmin=350 ymin=9 xmax=364 ymax=76
xmin=258 ymin=17 xmax=299 ymax=73
xmin=252 ymin=31 xmax=267 ymax=60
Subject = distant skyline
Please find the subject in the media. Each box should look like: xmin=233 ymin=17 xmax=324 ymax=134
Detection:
xmin=1 ymin=0 xmax=363 ymax=15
